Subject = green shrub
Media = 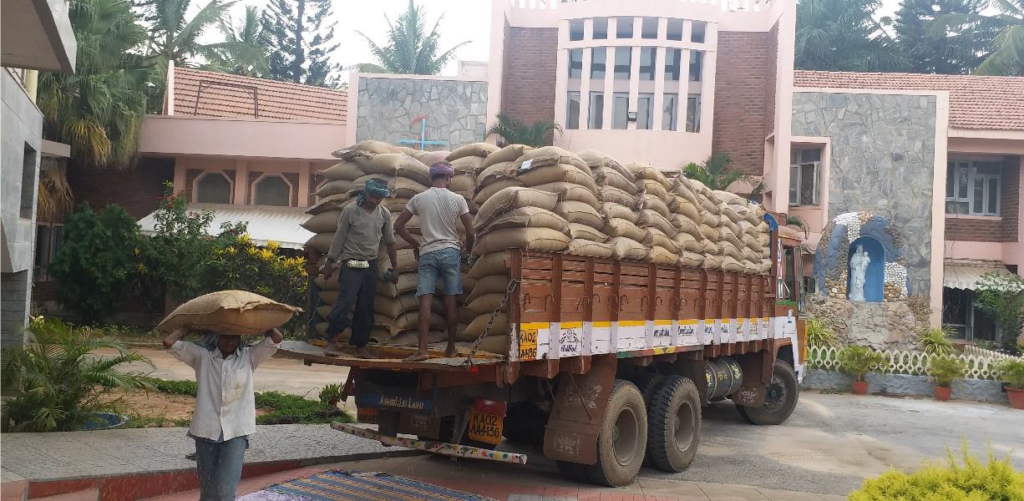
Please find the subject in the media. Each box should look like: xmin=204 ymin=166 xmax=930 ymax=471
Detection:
xmin=0 ymin=318 xmax=152 ymax=432
xmin=49 ymin=204 xmax=142 ymax=324
xmin=849 ymin=444 xmax=1024 ymax=500
xmin=928 ymin=356 xmax=967 ymax=387
xmin=975 ymin=272 xmax=1024 ymax=352
xmin=838 ymin=345 xmax=886 ymax=382
xmin=255 ymin=391 xmax=350 ymax=425
xmin=917 ymin=326 xmax=956 ymax=356
xmin=999 ymin=358 xmax=1024 ymax=390
xmin=319 ymin=384 xmax=343 ymax=406
xmin=145 ymin=378 xmax=198 ymax=396
xmin=805 ymin=317 xmax=837 ymax=348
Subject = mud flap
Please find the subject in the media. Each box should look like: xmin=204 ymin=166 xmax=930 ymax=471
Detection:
xmin=543 ymin=354 xmax=617 ymax=465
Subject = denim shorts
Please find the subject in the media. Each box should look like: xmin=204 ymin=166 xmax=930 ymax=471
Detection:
xmin=417 ymin=247 xmax=462 ymax=297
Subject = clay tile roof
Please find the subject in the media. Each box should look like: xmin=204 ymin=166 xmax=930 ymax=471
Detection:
xmin=171 ymin=66 xmax=347 ymax=123
xmin=793 ymin=70 xmax=1024 ymax=132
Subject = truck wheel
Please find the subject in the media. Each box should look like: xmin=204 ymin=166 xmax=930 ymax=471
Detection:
xmin=503 ymin=402 xmax=547 ymax=446
xmin=584 ymin=379 xmax=647 ymax=487
xmin=634 ymin=372 xmax=664 ymax=404
xmin=556 ymin=460 xmax=589 ymax=482
xmin=736 ymin=360 xmax=799 ymax=426
xmin=646 ymin=375 xmax=701 ymax=472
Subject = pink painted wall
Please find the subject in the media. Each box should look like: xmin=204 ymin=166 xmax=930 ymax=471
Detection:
xmin=141 ymin=115 xmax=345 ymax=161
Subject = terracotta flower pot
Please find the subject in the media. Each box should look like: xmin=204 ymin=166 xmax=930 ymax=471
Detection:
xmin=1007 ymin=387 xmax=1024 ymax=410
xmin=852 ymin=380 xmax=869 ymax=395
xmin=934 ymin=386 xmax=952 ymax=402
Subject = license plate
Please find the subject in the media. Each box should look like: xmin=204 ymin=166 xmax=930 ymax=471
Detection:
xmin=467 ymin=408 xmax=504 ymax=445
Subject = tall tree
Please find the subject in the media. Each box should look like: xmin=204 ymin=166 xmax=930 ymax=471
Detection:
xmin=895 ymin=0 xmax=994 ymax=74
xmin=930 ymin=0 xmax=1024 ymax=76
xmin=355 ymin=0 xmax=469 ymax=75
xmin=262 ymin=0 xmax=340 ymax=86
xmin=204 ymin=6 xmax=270 ymax=77
xmin=795 ymin=0 xmax=909 ymax=72
xmin=37 ymin=0 xmax=149 ymax=169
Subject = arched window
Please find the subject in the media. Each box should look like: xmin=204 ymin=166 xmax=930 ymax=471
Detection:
xmin=254 ymin=175 xmax=291 ymax=206
xmin=195 ymin=172 xmax=232 ymax=204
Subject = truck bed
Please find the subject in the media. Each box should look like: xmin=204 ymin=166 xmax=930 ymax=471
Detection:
xmin=277 ymin=340 xmax=506 ymax=371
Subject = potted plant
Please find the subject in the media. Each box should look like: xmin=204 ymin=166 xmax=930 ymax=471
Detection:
xmin=998 ymin=358 xmax=1024 ymax=410
xmin=927 ymin=356 xmax=966 ymax=401
xmin=838 ymin=345 xmax=885 ymax=395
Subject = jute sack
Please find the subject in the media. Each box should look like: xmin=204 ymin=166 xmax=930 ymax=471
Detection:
xmin=603 ymin=218 xmax=646 ymax=242
xmin=674 ymin=232 xmax=704 ymax=253
xmin=320 ymin=162 xmax=366 ymax=182
xmin=354 ymin=153 xmax=431 ymax=186
xmin=395 ymin=146 xmax=419 ymax=155
xmin=477 ymin=187 xmax=560 ymax=226
xmin=412 ymin=150 xmax=451 ymax=167
xmin=158 ymin=290 xmax=300 ymax=336
xmin=314 ymin=270 xmax=339 ymax=291
xmin=514 ymin=146 xmax=592 ymax=176
xmin=758 ymin=233 xmax=771 ymax=248
xmin=720 ymin=205 xmax=742 ymax=225
xmin=481 ymin=144 xmax=533 ymax=171
xmin=449 ymin=142 xmax=500 ymax=161
xmin=638 ymin=210 xmax=676 ymax=237
xmin=672 ymin=178 xmax=700 ymax=207
xmin=302 ymin=211 xmax=340 ymax=233
xmin=473 ymin=227 xmax=570 ymax=255
xmin=376 ymin=273 xmax=421 ymax=298
xmin=720 ymin=226 xmax=743 ymax=251
xmin=627 ymin=163 xmax=673 ymax=191
xmin=579 ymin=150 xmax=633 ymax=179
xmin=704 ymin=241 xmax=721 ymax=255
xmin=460 ymin=312 xmax=509 ymax=339
xmin=647 ymin=246 xmax=677 ymax=265
xmin=478 ymin=161 xmax=517 ymax=189
xmin=567 ymin=239 xmax=614 ymax=258
xmin=713 ymin=190 xmax=744 ymax=205
xmin=459 ymin=334 xmax=510 ymax=354
xmin=688 ymin=177 xmax=712 ymax=198
xmin=531 ymin=182 xmax=601 ymax=210
xmin=759 ymin=258 xmax=772 ymax=274
xmin=720 ymin=241 xmax=744 ymax=262
xmin=701 ymin=212 xmax=721 ymax=227
xmin=742 ymin=262 xmax=760 ymax=275
xmin=317 ymin=180 xmax=353 ymax=198
xmin=391 ymin=311 xmax=447 ymax=336
xmin=333 ymin=140 xmax=398 ymax=160
xmin=474 ymin=179 xmax=523 ymax=205
xmin=554 ymin=201 xmax=605 ymax=229
xmin=306 ymin=233 xmax=333 ymax=254
xmin=744 ymin=237 xmax=763 ymax=253
xmin=373 ymin=294 xmax=443 ymax=319
xmin=593 ymin=167 xmax=639 ymax=194
xmin=601 ymin=186 xmax=639 ymax=208
xmin=643 ymin=228 xmax=680 ymax=253
xmin=608 ymin=237 xmax=648 ymax=261
xmin=314 ymin=323 xmax=364 ymax=342
xmin=639 ymin=194 xmax=672 ymax=220
xmin=306 ymin=193 xmax=353 ymax=215
xmin=382 ymin=198 xmax=411 ymax=213
xmin=449 ymin=174 xmax=476 ymax=195
xmin=467 ymin=275 xmax=514 ymax=303
xmin=638 ymin=179 xmax=670 ymax=201
xmin=568 ymin=223 xmax=608 ymax=242
xmin=479 ymin=206 xmax=571 ymax=236
xmin=451 ymin=156 xmax=484 ymax=175
xmin=602 ymin=203 xmax=639 ymax=224
xmin=671 ymin=198 xmax=702 ymax=224
xmin=467 ymin=293 xmax=509 ymax=315
xmin=469 ymin=252 xmax=510 ymax=279
xmin=679 ymin=251 xmax=705 ymax=268
xmin=389 ymin=331 xmax=446 ymax=346
xmin=734 ymin=205 xmax=762 ymax=226
xmin=697 ymin=195 xmax=720 ymax=215
xmin=742 ymin=247 xmax=761 ymax=263
xmin=319 ymin=290 xmax=338 ymax=304
xmin=700 ymin=224 xmax=721 ymax=242
xmin=351 ymin=175 xmax=426 ymax=199
xmin=517 ymin=164 xmax=599 ymax=193
xmin=379 ymin=248 xmax=420 ymax=274
xmin=704 ymin=254 xmax=723 ymax=271
xmin=722 ymin=256 xmax=745 ymax=273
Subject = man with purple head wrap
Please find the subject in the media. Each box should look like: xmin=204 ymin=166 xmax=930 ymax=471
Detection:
xmin=395 ymin=161 xmax=475 ymax=361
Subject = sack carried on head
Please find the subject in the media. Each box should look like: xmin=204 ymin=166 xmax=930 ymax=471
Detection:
xmin=158 ymin=290 xmax=301 ymax=336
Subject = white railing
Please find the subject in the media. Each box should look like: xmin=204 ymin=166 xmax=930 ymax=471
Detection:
xmin=511 ymin=0 xmax=773 ymax=13
xmin=962 ymin=344 xmax=1020 ymax=361
xmin=807 ymin=345 xmax=1018 ymax=381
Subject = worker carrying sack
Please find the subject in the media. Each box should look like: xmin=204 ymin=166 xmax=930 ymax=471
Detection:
xmin=158 ymin=290 xmax=301 ymax=336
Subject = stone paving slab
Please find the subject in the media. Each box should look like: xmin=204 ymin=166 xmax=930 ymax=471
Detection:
xmin=0 ymin=424 xmax=405 ymax=482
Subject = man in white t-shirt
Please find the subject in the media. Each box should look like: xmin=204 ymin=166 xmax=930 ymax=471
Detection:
xmin=395 ymin=161 xmax=474 ymax=361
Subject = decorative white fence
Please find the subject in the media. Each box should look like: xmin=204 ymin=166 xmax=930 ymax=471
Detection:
xmin=962 ymin=344 xmax=1020 ymax=361
xmin=807 ymin=345 xmax=1020 ymax=381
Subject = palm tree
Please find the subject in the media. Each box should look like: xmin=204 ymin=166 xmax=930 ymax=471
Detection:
xmin=683 ymin=153 xmax=764 ymax=195
xmin=487 ymin=113 xmax=562 ymax=147
xmin=930 ymin=1 xmax=1024 ymax=76
xmin=1 ymin=318 xmax=152 ymax=432
xmin=36 ymin=0 xmax=149 ymax=169
xmin=203 ymin=6 xmax=270 ymax=77
xmin=795 ymin=0 xmax=909 ymax=72
xmin=356 ymin=0 xmax=469 ymax=75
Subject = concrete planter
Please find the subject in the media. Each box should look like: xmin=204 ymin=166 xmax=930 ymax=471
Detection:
xmin=802 ymin=368 xmax=1010 ymax=404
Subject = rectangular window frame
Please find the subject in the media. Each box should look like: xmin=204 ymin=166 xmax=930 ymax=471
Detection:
xmin=662 ymin=93 xmax=678 ymax=131
xmin=637 ymin=93 xmax=653 ymax=130
xmin=616 ymin=17 xmax=634 ymax=38
xmin=789 ymin=148 xmax=822 ymax=207
xmin=589 ymin=92 xmax=605 ymax=130
xmin=593 ymin=17 xmax=609 ymax=39
xmin=639 ymin=47 xmax=656 ymax=81
xmin=612 ymin=92 xmax=630 ymax=130
xmin=590 ymin=47 xmax=606 ymax=79
xmin=614 ymin=47 xmax=631 ymax=80
xmin=566 ymin=91 xmax=581 ymax=130
xmin=945 ymin=160 xmax=1001 ymax=216
xmin=568 ymin=48 xmax=583 ymax=79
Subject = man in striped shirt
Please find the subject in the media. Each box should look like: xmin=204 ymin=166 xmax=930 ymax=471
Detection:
xmin=395 ymin=162 xmax=474 ymax=361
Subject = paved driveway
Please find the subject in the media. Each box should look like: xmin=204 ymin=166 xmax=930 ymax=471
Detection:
xmin=639 ymin=391 xmax=1024 ymax=496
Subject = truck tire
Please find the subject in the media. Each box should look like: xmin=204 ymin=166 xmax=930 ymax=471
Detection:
xmin=584 ymin=379 xmax=648 ymax=487
xmin=634 ymin=372 xmax=664 ymax=404
xmin=646 ymin=375 xmax=701 ymax=473
xmin=556 ymin=460 xmax=589 ymax=483
xmin=736 ymin=360 xmax=799 ymax=426
xmin=503 ymin=402 xmax=547 ymax=446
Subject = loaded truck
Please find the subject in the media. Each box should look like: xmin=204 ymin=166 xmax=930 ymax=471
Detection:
xmin=281 ymin=213 xmax=806 ymax=487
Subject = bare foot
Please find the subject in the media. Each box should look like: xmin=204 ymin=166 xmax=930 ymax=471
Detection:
xmin=309 ymin=339 xmax=327 ymax=347
xmin=444 ymin=344 xmax=457 ymax=358
xmin=351 ymin=347 xmax=375 ymax=359
xmin=403 ymin=352 xmax=429 ymax=362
